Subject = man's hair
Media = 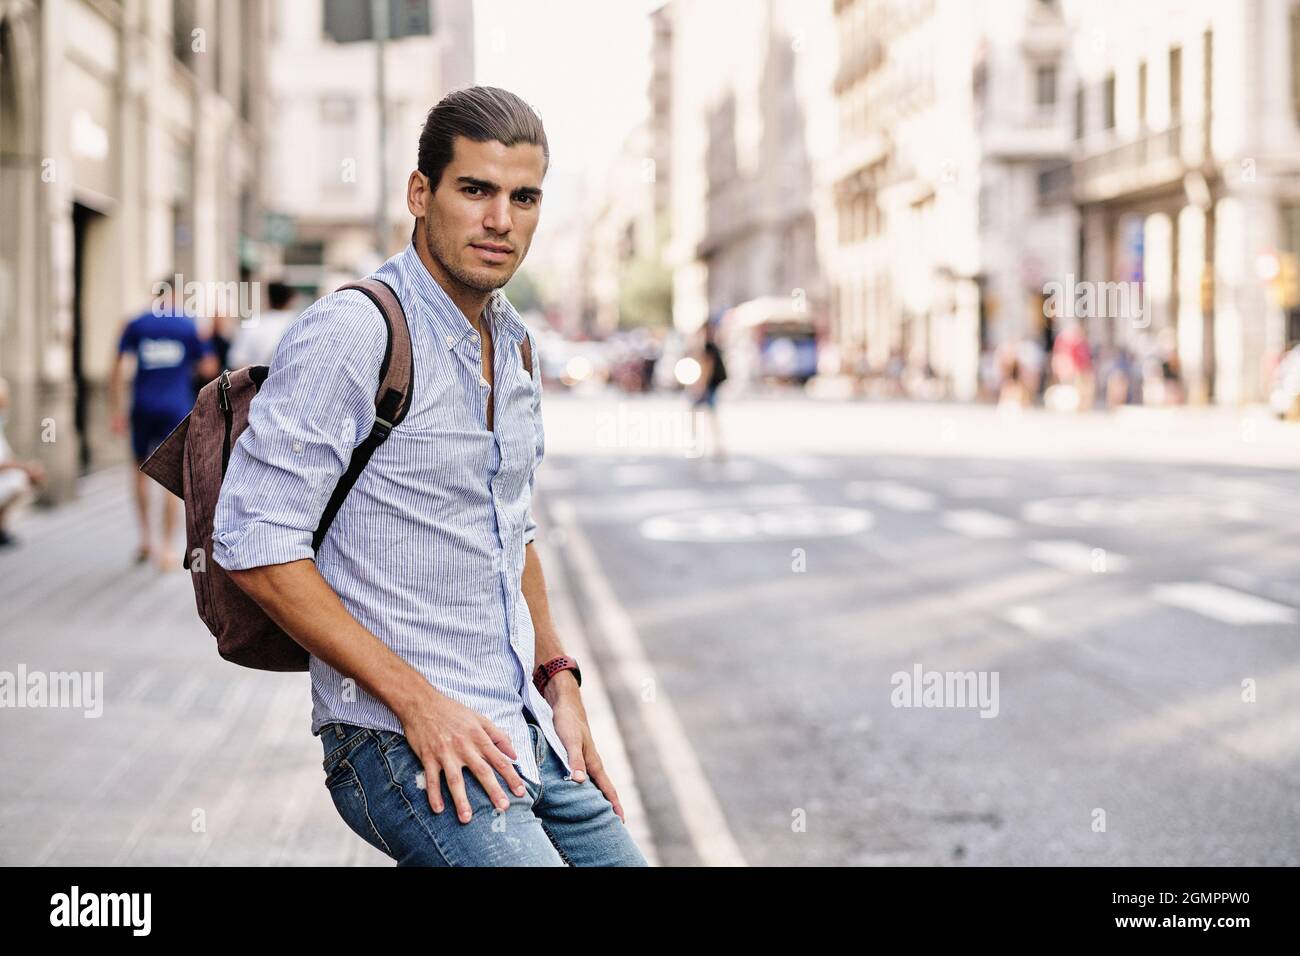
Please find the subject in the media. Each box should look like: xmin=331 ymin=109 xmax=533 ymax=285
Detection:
xmin=266 ymin=281 xmax=295 ymax=310
xmin=411 ymin=86 xmax=549 ymax=240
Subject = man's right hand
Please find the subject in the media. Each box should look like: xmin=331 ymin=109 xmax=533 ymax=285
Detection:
xmin=399 ymin=690 xmax=529 ymax=824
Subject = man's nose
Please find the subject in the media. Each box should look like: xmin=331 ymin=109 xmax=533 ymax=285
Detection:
xmin=483 ymin=195 xmax=512 ymax=234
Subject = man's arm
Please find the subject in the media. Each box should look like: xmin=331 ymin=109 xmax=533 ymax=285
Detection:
xmin=110 ymin=322 xmax=134 ymax=435
xmin=214 ymin=291 xmax=526 ymax=823
xmin=518 ymin=339 xmax=628 ymax=819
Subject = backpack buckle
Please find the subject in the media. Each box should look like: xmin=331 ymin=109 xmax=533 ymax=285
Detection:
xmin=217 ymin=370 xmax=232 ymax=411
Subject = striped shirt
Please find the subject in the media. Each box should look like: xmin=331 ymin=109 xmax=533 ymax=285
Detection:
xmin=211 ymin=241 xmax=572 ymax=785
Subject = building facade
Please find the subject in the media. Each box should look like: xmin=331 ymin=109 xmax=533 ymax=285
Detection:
xmin=264 ymin=0 xmax=474 ymax=294
xmin=0 ymin=0 xmax=268 ymax=500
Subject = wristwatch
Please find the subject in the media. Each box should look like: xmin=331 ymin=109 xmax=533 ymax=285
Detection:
xmin=533 ymin=656 xmax=582 ymax=695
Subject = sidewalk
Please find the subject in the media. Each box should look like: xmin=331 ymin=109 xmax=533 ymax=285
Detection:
xmin=0 ymin=467 xmax=656 ymax=866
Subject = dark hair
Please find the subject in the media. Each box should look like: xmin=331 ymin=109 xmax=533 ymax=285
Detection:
xmin=267 ymin=281 xmax=295 ymax=310
xmin=412 ymin=86 xmax=549 ymax=239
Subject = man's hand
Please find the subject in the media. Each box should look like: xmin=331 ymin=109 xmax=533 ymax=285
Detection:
xmin=546 ymin=673 xmax=626 ymax=823
xmin=397 ymin=688 xmax=530 ymax=825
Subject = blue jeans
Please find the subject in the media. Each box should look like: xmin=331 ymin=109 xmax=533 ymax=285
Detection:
xmin=318 ymin=711 xmax=649 ymax=866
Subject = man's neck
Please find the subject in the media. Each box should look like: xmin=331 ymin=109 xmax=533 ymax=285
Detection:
xmin=414 ymin=230 xmax=491 ymax=333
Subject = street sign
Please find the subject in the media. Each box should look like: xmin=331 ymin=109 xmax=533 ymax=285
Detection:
xmin=323 ymin=0 xmax=433 ymax=43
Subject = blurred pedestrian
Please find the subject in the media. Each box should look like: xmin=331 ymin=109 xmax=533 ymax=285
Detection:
xmin=689 ymin=323 xmax=727 ymax=460
xmin=109 ymin=276 xmax=217 ymax=567
xmin=229 ymin=280 xmax=299 ymax=369
xmin=0 ymin=377 xmax=46 ymax=548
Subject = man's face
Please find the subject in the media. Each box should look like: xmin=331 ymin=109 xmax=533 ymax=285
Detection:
xmin=409 ymin=135 xmax=545 ymax=294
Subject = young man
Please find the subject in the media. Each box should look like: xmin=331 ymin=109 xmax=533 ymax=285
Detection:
xmin=212 ymin=86 xmax=647 ymax=867
xmin=110 ymin=279 xmax=217 ymax=566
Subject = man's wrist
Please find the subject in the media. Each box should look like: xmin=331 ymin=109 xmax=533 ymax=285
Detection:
xmin=542 ymin=668 xmax=581 ymax=706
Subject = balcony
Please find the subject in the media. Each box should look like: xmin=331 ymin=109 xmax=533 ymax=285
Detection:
xmin=1072 ymin=121 xmax=1210 ymax=205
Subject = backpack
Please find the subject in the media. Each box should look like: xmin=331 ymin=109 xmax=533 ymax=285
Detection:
xmin=140 ymin=278 xmax=536 ymax=672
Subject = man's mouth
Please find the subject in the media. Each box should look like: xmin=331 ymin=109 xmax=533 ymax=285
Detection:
xmin=471 ymin=242 xmax=512 ymax=265
xmin=471 ymin=242 xmax=512 ymax=253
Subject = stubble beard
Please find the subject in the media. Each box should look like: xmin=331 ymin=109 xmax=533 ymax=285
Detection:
xmin=424 ymin=215 xmax=513 ymax=295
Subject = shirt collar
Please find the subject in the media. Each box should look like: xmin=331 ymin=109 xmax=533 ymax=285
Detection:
xmin=397 ymin=241 xmax=527 ymax=350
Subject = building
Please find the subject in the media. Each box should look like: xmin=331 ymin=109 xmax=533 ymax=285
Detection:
xmin=828 ymin=0 xmax=1075 ymax=400
xmin=0 ymin=0 xmax=269 ymax=501
xmin=1067 ymin=0 xmax=1300 ymax=405
xmin=264 ymin=0 xmax=475 ymax=294
xmin=665 ymin=0 xmax=838 ymax=342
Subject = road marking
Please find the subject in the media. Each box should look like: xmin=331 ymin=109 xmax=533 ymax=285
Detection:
xmin=1003 ymin=605 xmax=1048 ymax=633
xmin=845 ymin=481 xmax=936 ymax=512
xmin=768 ymin=456 xmax=834 ymax=478
xmin=948 ymin=477 xmax=1014 ymax=498
xmin=612 ymin=464 xmax=667 ymax=486
xmin=551 ymin=499 xmax=747 ymax=867
xmin=1026 ymin=539 xmax=1129 ymax=573
xmin=940 ymin=509 xmax=1018 ymax=539
xmin=640 ymin=505 xmax=874 ymax=542
xmin=1150 ymin=582 xmax=1299 ymax=625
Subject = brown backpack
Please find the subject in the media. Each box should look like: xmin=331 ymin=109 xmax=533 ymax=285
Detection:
xmin=143 ymin=278 xmax=536 ymax=671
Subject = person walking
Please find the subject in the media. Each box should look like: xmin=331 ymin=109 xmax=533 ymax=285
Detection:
xmin=228 ymin=280 xmax=299 ymax=369
xmin=212 ymin=86 xmax=647 ymax=867
xmin=0 ymin=377 xmax=46 ymax=547
xmin=688 ymin=322 xmax=727 ymax=460
xmin=110 ymin=277 xmax=217 ymax=566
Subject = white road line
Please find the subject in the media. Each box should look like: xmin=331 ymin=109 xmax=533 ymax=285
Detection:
xmin=1002 ymin=605 xmax=1048 ymax=634
xmin=1150 ymin=582 xmax=1299 ymax=626
xmin=550 ymin=498 xmax=747 ymax=867
xmin=767 ymin=457 xmax=834 ymax=478
xmin=1026 ymin=539 xmax=1130 ymax=573
xmin=940 ymin=509 xmax=1019 ymax=539
xmin=845 ymin=481 xmax=936 ymax=512
xmin=612 ymin=465 xmax=668 ymax=486
xmin=948 ymin=477 xmax=1014 ymax=498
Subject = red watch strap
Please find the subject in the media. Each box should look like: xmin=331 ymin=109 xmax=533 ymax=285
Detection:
xmin=533 ymin=656 xmax=581 ymax=694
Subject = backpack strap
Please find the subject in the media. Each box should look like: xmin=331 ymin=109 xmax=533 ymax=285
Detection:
xmin=312 ymin=278 xmax=413 ymax=553
xmin=520 ymin=329 xmax=533 ymax=377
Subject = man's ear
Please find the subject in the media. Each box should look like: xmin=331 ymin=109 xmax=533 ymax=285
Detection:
xmin=406 ymin=170 xmax=430 ymax=220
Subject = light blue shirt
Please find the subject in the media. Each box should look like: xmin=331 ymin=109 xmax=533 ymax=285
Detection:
xmin=212 ymin=241 xmax=571 ymax=785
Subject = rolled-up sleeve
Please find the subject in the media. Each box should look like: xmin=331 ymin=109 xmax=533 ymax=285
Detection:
xmin=522 ymin=332 xmax=544 ymax=546
xmin=212 ymin=291 xmax=385 ymax=571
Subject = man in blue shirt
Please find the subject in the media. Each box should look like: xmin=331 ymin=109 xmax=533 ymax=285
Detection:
xmin=111 ymin=278 xmax=216 ymax=566
xmin=212 ymin=86 xmax=647 ymax=866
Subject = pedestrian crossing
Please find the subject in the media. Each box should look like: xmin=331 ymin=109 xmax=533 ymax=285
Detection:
xmin=547 ymin=451 xmax=1300 ymax=633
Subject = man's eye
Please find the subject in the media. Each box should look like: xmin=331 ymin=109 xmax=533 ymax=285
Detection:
xmin=464 ymin=186 xmax=483 ymax=196
xmin=516 ymin=195 xmax=535 ymax=206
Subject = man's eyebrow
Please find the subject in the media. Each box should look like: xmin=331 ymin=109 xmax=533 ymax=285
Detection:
xmin=455 ymin=175 xmax=542 ymax=199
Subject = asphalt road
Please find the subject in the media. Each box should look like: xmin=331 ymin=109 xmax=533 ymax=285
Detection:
xmin=538 ymin=392 xmax=1300 ymax=866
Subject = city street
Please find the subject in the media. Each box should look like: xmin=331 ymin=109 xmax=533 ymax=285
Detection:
xmin=534 ymin=392 xmax=1300 ymax=866
xmin=2 ymin=392 xmax=1298 ymax=867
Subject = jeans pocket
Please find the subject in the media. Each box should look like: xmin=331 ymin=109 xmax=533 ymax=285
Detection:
xmin=321 ymin=724 xmax=373 ymax=788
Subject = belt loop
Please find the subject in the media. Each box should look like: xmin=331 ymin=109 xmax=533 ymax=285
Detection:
xmin=333 ymin=723 xmax=345 ymax=740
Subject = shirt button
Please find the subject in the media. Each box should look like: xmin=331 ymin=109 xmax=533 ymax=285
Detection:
xmin=479 ymin=376 xmax=489 ymax=387
xmin=445 ymin=334 xmax=455 ymax=346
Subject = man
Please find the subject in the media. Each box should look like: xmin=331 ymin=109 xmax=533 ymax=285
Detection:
xmin=110 ymin=278 xmax=217 ymax=566
xmin=227 ymin=280 xmax=299 ymax=369
xmin=0 ymin=376 xmax=46 ymax=547
xmin=212 ymin=86 xmax=647 ymax=867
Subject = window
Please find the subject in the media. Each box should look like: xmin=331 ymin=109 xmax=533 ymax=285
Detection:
xmin=1075 ymin=84 xmax=1085 ymax=139
xmin=1137 ymin=61 xmax=1147 ymax=127
xmin=1169 ymin=45 xmax=1182 ymax=120
xmin=1035 ymin=63 xmax=1058 ymax=109
xmin=1103 ymin=74 xmax=1116 ymax=130
xmin=1292 ymin=5 xmax=1300 ymax=121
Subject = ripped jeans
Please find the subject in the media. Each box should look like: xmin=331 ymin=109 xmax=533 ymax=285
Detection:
xmin=318 ymin=709 xmax=649 ymax=867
